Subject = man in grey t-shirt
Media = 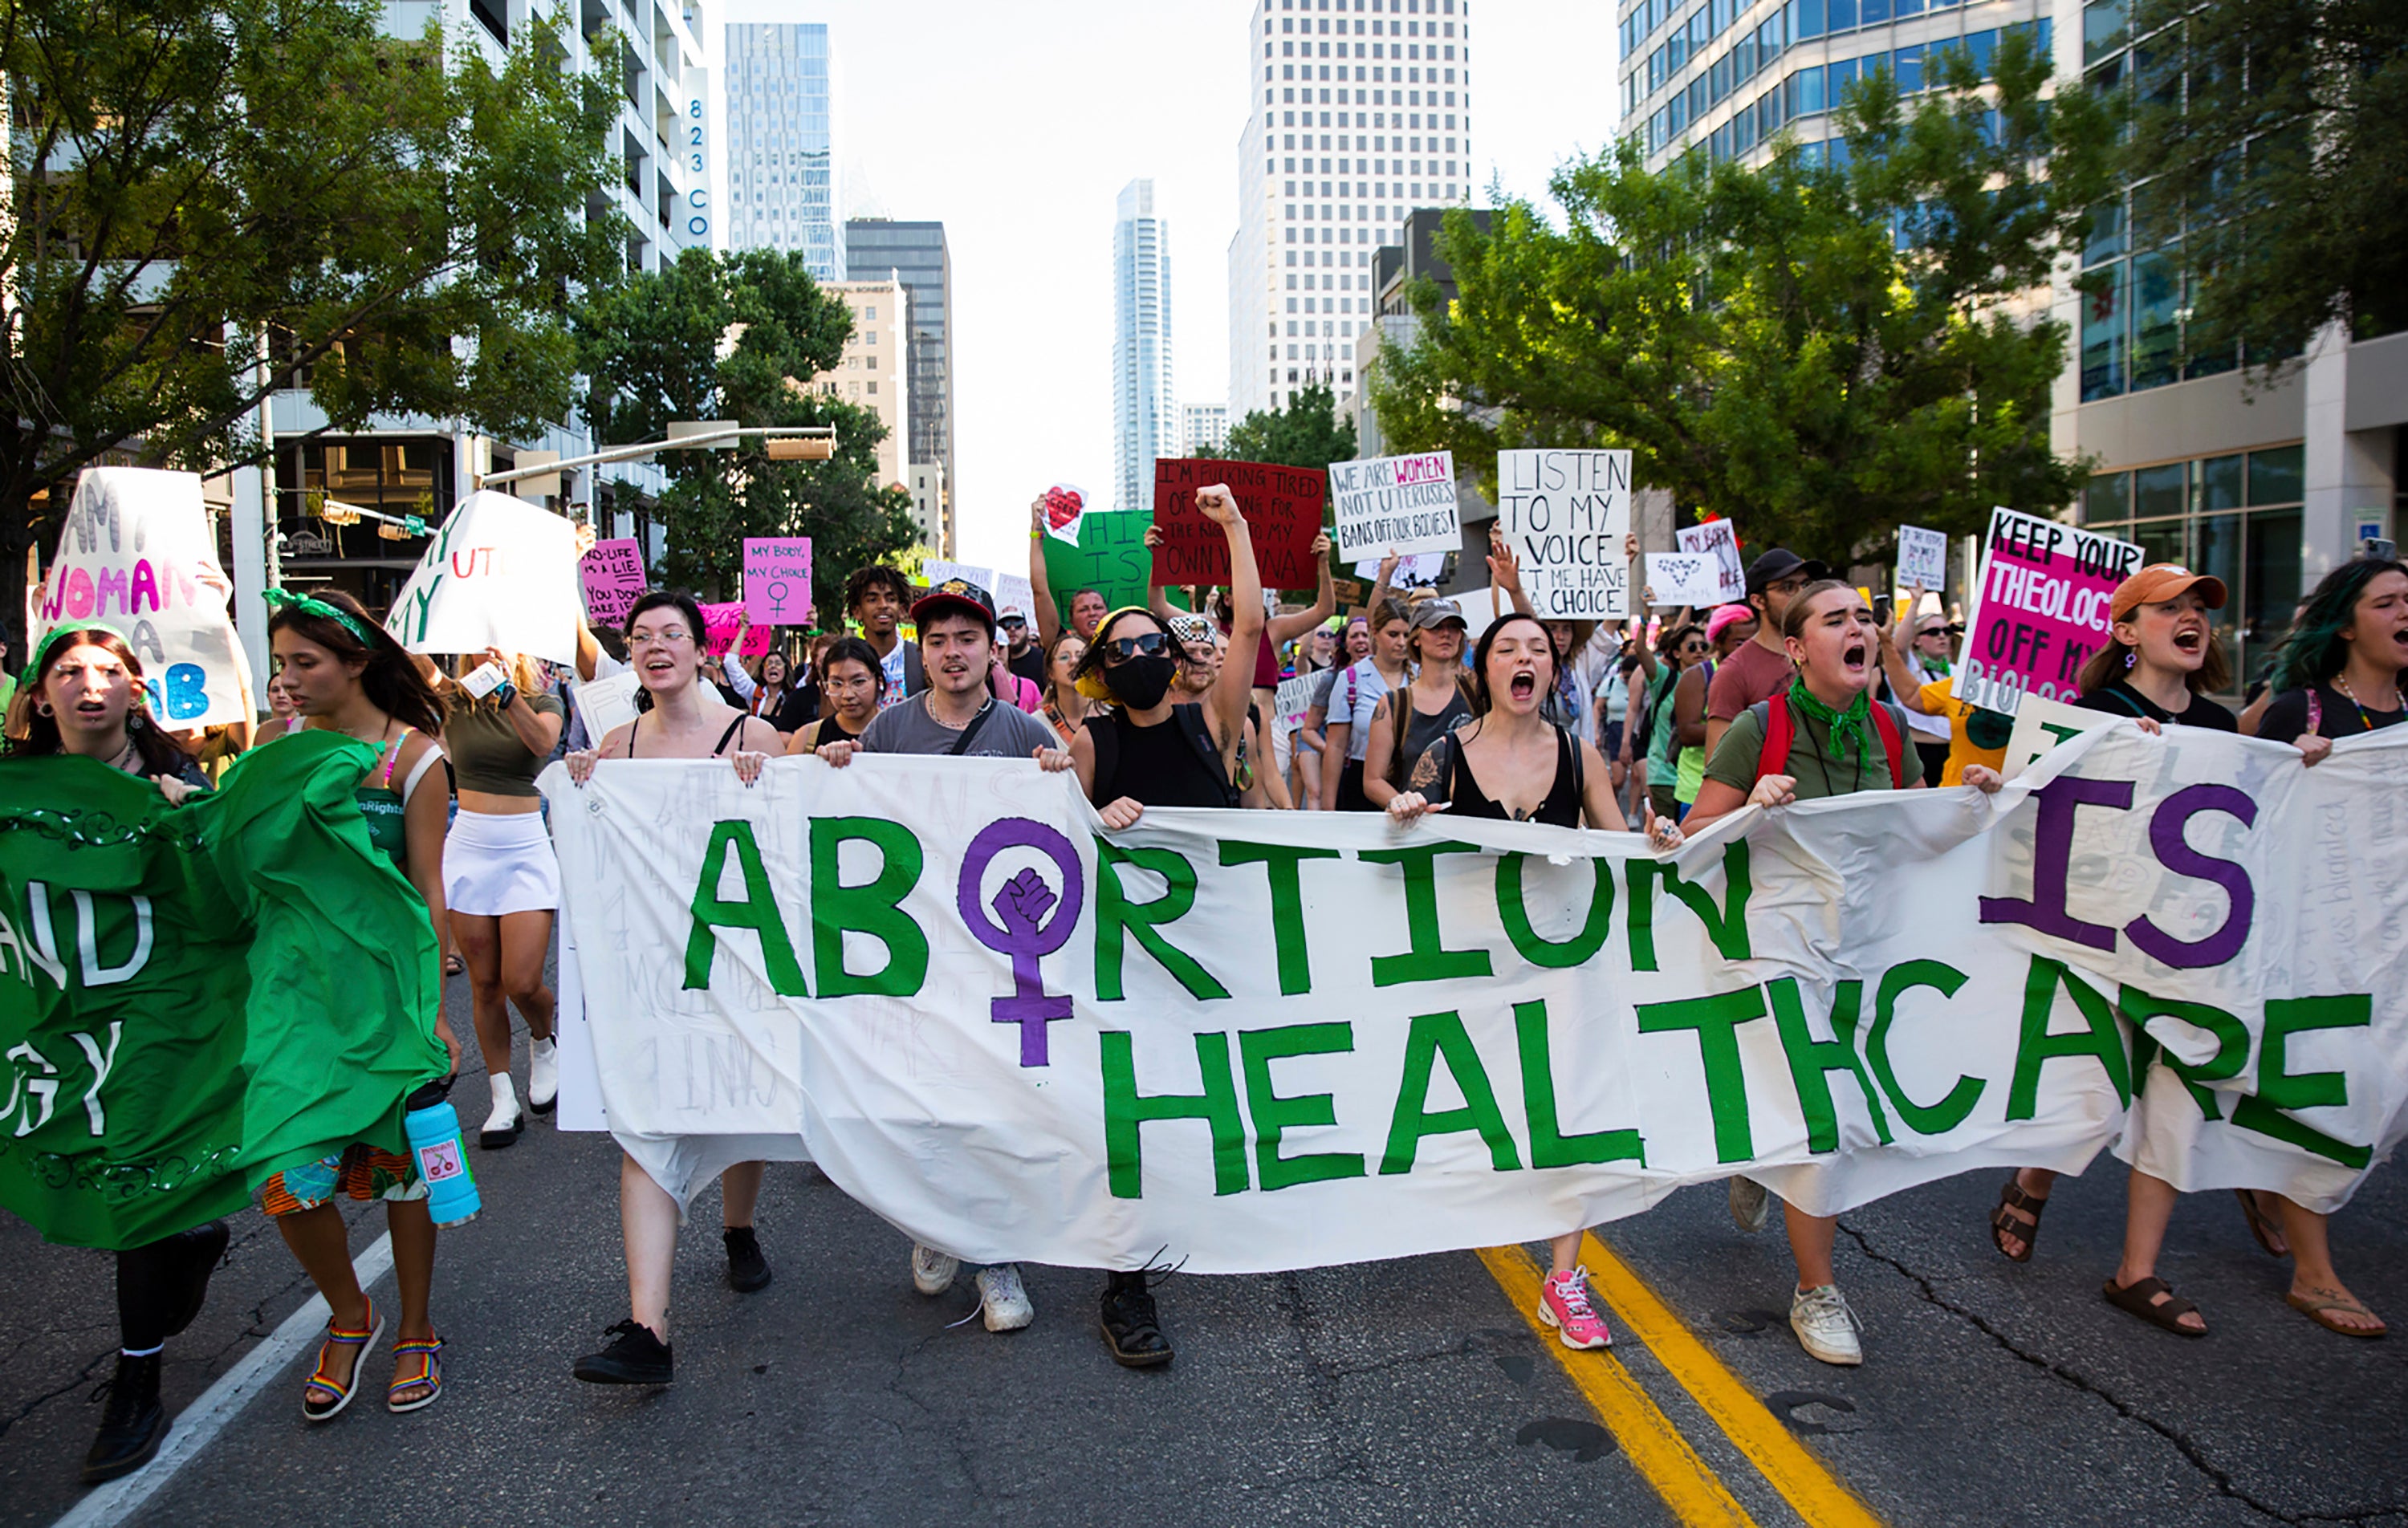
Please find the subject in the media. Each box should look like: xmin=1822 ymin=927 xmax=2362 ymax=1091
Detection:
xmin=810 ymin=575 xmax=1072 ymax=1336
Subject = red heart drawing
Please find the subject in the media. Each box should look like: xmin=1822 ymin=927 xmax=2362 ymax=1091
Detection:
xmin=1043 ymin=486 xmax=1084 ymax=530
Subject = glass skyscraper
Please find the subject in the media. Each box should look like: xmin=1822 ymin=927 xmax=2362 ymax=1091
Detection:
xmin=846 ymin=219 xmax=954 ymax=518
xmin=1113 ymin=180 xmax=1174 ymax=514
xmin=724 ymin=22 xmax=844 ymax=282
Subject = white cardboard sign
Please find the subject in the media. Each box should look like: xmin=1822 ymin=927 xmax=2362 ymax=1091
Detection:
xmin=1645 ymin=551 xmax=1725 ymax=608
xmin=1328 ymin=451 xmax=1461 ymax=559
xmin=1495 ymin=450 xmax=1633 ymax=620
xmin=1674 ymin=520 xmax=1747 ymax=604
xmin=384 ymin=491 xmax=581 ymax=665
xmin=1896 ymin=523 xmax=1949 ymax=592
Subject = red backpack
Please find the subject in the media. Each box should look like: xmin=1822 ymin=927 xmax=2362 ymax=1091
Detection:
xmin=1752 ymin=692 xmax=1910 ymax=789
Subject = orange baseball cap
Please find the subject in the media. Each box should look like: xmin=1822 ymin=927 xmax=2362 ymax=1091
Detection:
xmin=2110 ymin=563 xmax=2228 ymax=620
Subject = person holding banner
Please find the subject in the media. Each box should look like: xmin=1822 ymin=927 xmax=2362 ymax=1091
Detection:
xmin=1361 ymin=599 xmax=1473 ymax=808
xmin=1385 ymin=612 xmax=1678 ymax=1349
xmin=441 ymin=650 xmax=564 ymax=1150
xmin=564 ymin=591 xmax=789 ymax=1387
xmin=1068 ymin=484 xmax=1264 ymax=1367
xmin=1703 ymin=548 xmax=1830 ymax=762
xmin=1320 ymin=599 xmax=1413 ymax=812
xmin=3 ymin=625 xmax=234 ymax=1480
xmin=258 ymin=588 xmax=459 ymax=1416
xmin=1686 ymin=581 xmax=2003 ymax=1366
xmin=786 ymin=636 xmax=885 ymax=753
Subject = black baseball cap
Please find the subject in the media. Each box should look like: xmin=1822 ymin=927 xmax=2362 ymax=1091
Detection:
xmin=910 ymin=578 xmax=998 ymax=636
xmin=1745 ymin=547 xmax=1831 ymax=595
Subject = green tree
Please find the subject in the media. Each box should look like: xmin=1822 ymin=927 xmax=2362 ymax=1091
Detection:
xmin=1368 ymin=30 xmax=2117 ymax=565
xmin=574 ymin=246 xmax=913 ymax=619
xmin=1209 ymin=380 xmax=1358 ymax=473
xmin=2125 ymin=0 xmax=2408 ymax=365
xmin=0 ymin=0 xmax=625 ymax=562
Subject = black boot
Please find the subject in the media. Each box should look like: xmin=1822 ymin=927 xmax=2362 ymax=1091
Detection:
xmin=81 ymin=1353 xmax=166 ymax=1484
xmin=1099 ymin=1271 xmax=1173 ymax=1369
xmin=162 ymin=1221 xmax=230 ymax=1340
xmin=723 ymin=1227 xmax=771 ymax=1294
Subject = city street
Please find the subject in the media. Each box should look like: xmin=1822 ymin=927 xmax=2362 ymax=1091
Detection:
xmin=2 ymin=971 xmax=2402 ymax=1528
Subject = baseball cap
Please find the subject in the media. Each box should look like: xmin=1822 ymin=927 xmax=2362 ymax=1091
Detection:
xmin=1704 ymin=603 xmax=1755 ymax=644
xmin=2110 ymin=563 xmax=2229 ymax=621
xmin=998 ymin=605 xmax=1028 ymax=625
xmin=1745 ymin=547 xmax=1831 ymax=595
xmin=910 ymin=578 xmax=998 ymax=636
xmin=1409 ymin=598 xmax=1468 ymax=630
xmin=1167 ymin=612 xmax=1217 ymax=649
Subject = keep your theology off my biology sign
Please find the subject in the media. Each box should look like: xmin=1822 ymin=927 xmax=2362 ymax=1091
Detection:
xmin=1955 ymin=508 xmax=2146 ymax=716
xmin=541 ymin=725 xmax=2408 ymax=1274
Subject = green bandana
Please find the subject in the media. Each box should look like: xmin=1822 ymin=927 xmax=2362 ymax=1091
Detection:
xmin=1788 ymin=677 xmax=1873 ymax=762
xmin=262 ymin=587 xmax=377 ymax=648
xmin=24 ymin=620 xmax=132 ymax=682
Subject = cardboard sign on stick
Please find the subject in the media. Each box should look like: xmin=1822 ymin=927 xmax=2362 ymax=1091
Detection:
xmin=1328 ymin=451 xmax=1459 ymax=559
xmin=384 ymin=490 xmax=580 ymax=665
xmin=1645 ymin=552 xmax=1725 ymax=608
xmin=1896 ymin=524 xmax=1949 ymax=593
xmin=1674 ymin=520 xmax=1746 ymax=604
xmin=1150 ymin=457 xmax=1324 ymax=590
xmin=742 ymin=538 xmax=813 ymax=624
xmin=1954 ymin=508 xmax=2145 ymax=716
xmin=1495 ymin=449 xmax=1633 ymax=620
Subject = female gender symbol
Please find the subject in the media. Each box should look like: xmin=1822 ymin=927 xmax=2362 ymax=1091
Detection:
xmin=955 ymin=819 xmax=1084 ymax=1067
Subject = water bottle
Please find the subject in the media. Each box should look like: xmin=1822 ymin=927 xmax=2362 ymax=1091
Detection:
xmin=404 ymin=1095 xmax=481 ymax=1228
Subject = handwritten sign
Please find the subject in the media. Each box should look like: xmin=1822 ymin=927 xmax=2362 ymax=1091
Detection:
xmin=34 ymin=468 xmax=254 ymax=725
xmin=1674 ymin=520 xmax=1746 ymax=604
xmin=993 ymin=571 xmax=1036 ymax=621
xmin=1353 ymin=552 xmax=1446 ymax=588
xmin=384 ymin=490 xmax=580 ymax=665
xmin=1896 ymin=523 xmax=1948 ymax=592
xmin=1150 ymin=457 xmax=1324 ymax=591
xmin=701 ymin=601 xmax=775 ymax=660
xmin=580 ymin=538 xmax=647 ymax=628
xmin=1645 ymin=551 xmax=1724 ymax=608
xmin=742 ymin=537 xmax=813 ymax=624
xmin=1038 ymin=483 xmax=1092 ymax=545
xmin=1954 ymin=507 xmax=2145 ymax=716
xmin=1495 ymin=450 xmax=1632 ymax=620
xmin=920 ymin=559 xmax=992 ymax=594
xmin=1328 ymin=451 xmax=1458 ymax=559
xmin=1274 ymin=671 xmax=1317 ymax=725
xmin=1042 ymin=510 xmax=1153 ymax=625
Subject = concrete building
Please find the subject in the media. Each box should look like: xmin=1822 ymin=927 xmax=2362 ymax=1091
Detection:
xmin=1112 ymin=180 xmax=1175 ymax=513
xmin=723 ymin=21 xmax=843 ymax=281
xmin=846 ymin=219 xmax=954 ymax=527
xmin=807 ymin=278 xmax=912 ymax=492
xmin=908 ymin=461 xmax=951 ymax=559
xmin=1228 ymin=0 xmax=1476 ymax=425
xmin=1182 ymin=402 xmax=1232 ymax=457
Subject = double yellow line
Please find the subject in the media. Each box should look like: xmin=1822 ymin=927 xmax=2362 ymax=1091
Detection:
xmin=1479 ymin=1231 xmax=1883 ymax=1528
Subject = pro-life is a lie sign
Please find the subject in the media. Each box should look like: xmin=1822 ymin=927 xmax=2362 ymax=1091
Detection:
xmin=1495 ymin=449 xmax=1632 ymax=620
xmin=1953 ymin=507 xmax=2144 ymax=714
xmin=742 ymin=538 xmax=813 ymax=624
xmin=1328 ymin=451 xmax=1459 ymax=559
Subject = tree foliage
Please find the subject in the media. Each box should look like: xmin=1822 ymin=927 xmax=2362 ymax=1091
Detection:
xmin=573 ymin=246 xmax=914 ymax=620
xmin=2125 ymin=0 xmax=2408 ymax=364
xmin=1367 ymin=30 xmax=2117 ymax=565
xmin=0 ymin=0 xmax=625 ymax=559
xmin=1209 ymin=380 xmax=1357 ymax=473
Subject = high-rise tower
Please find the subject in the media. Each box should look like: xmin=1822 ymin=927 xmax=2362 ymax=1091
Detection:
xmin=724 ymin=22 xmax=844 ymax=282
xmin=1112 ymin=180 xmax=1175 ymax=514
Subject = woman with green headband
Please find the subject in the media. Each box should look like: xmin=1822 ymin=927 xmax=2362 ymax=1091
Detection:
xmin=3 ymin=625 xmax=230 ymax=1482
xmin=260 ymin=587 xmax=460 ymax=1419
xmin=1685 ymin=580 xmax=2002 ymax=1370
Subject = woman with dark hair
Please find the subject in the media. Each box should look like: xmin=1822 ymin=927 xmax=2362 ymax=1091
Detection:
xmin=787 ymin=635 xmax=885 ymax=753
xmin=1387 ymin=612 xmax=1678 ymax=1352
xmin=564 ymin=590 xmax=785 ymax=1387
xmin=258 ymin=587 xmax=458 ymax=1418
xmin=720 ymin=640 xmax=814 ymax=734
xmin=1361 ymin=599 xmax=1474 ymax=807
xmin=3 ymin=625 xmax=231 ymax=1480
xmin=1320 ymin=598 xmax=1412 ymax=811
xmin=1297 ymin=618 xmax=1369 ymax=811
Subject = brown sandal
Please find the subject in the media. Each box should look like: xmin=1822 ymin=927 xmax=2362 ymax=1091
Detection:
xmin=2102 ymin=1276 xmax=2207 ymax=1337
xmin=2286 ymin=1288 xmax=2386 ymax=1339
xmin=2235 ymin=1190 xmax=2288 ymax=1258
xmin=1990 ymin=1173 xmax=2049 ymax=1262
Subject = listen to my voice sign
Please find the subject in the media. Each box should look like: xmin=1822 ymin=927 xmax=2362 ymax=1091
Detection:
xmin=743 ymin=538 xmax=814 ymax=624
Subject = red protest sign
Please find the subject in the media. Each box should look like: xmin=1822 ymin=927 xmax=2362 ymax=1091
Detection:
xmin=1149 ymin=457 xmax=1324 ymax=590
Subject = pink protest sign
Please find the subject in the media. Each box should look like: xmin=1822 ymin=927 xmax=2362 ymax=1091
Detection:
xmin=580 ymin=538 xmax=647 ymax=628
xmin=742 ymin=537 xmax=813 ymax=624
xmin=1953 ymin=507 xmax=2145 ymax=715
xmin=701 ymin=601 xmax=775 ymax=660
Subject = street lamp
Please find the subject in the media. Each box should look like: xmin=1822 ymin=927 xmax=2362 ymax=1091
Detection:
xmin=475 ymin=422 xmax=838 ymax=498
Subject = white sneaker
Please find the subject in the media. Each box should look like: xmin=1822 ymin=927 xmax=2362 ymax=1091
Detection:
xmin=1790 ymin=1283 xmax=1863 ymax=1366
xmin=910 ymin=1243 xmax=959 ymax=1296
xmin=976 ymin=1264 xmax=1035 ymax=1332
xmin=1728 ymin=1176 xmax=1770 ymax=1234
xmin=527 ymin=1037 xmax=559 ymax=1114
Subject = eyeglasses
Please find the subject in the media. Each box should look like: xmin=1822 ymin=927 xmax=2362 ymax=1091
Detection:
xmin=628 ymin=628 xmax=693 ymax=648
xmin=1765 ymin=575 xmax=1809 ymax=597
xmin=1681 ymin=641 xmax=1710 ymax=655
xmin=1103 ymin=632 xmax=1170 ymax=662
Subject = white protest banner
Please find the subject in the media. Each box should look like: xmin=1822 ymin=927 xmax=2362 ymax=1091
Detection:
xmin=34 ymin=468 xmax=254 ymax=725
xmin=1328 ymin=451 xmax=1460 ymax=559
xmin=1955 ymin=508 xmax=2146 ymax=717
xmin=541 ymin=724 xmax=2408 ymax=1273
xmin=1675 ymin=519 xmax=1746 ymax=604
xmin=920 ymin=560 xmax=995 ymax=593
xmin=1496 ymin=450 xmax=1632 ymax=620
xmin=2002 ymin=691 xmax=2117 ymax=778
xmin=1897 ymin=524 xmax=1949 ymax=592
xmin=1352 ymin=552 xmax=1447 ymax=588
xmin=384 ymin=491 xmax=580 ymax=665
xmin=1645 ymin=551 xmax=1724 ymax=608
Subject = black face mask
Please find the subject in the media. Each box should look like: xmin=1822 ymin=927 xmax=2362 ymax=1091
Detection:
xmin=1108 ymin=653 xmax=1177 ymax=709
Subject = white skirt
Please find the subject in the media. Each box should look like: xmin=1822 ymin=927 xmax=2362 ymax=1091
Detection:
xmin=443 ymin=807 xmax=560 ymax=916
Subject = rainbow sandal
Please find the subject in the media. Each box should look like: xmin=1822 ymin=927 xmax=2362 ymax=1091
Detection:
xmin=387 ymin=1335 xmax=445 ymax=1413
xmin=302 ymin=1298 xmax=384 ymax=1422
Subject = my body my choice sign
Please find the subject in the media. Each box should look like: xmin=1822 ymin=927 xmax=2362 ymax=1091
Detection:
xmin=543 ymin=725 xmax=2407 ymax=1274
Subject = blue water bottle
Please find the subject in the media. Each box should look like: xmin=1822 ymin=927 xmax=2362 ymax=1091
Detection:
xmin=404 ymin=1095 xmax=482 ymax=1228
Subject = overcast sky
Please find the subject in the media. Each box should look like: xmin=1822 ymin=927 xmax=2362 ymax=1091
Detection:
xmin=720 ymin=0 xmax=1615 ymax=574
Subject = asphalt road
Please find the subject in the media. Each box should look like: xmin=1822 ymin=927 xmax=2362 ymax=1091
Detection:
xmin=3 ymin=966 xmax=2403 ymax=1528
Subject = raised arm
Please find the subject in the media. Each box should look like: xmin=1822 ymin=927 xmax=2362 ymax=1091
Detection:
xmin=1487 ymin=527 xmax=1534 ymax=617
xmin=1268 ymin=532 xmax=1338 ymax=644
xmin=1028 ymin=497 xmax=1064 ymax=652
xmin=1198 ymin=485 xmax=1263 ymax=749
xmin=1366 ymin=548 xmax=1401 ymax=615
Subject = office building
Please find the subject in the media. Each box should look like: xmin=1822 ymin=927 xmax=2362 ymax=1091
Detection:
xmin=1229 ymin=0 xmax=1475 ymax=425
xmin=908 ymin=462 xmax=950 ymax=559
xmin=724 ymin=22 xmax=844 ymax=281
xmin=847 ymin=219 xmax=954 ymax=523
xmin=1182 ymin=402 xmax=1232 ymax=457
xmin=1112 ymin=179 xmax=1175 ymax=513
xmin=807 ymin=278 xmax=911 ymax=490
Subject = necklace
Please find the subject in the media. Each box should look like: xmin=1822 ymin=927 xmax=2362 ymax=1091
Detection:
xmin=2332 ymin=673 xmax=2403 ymax=730
xmin=106 ymin=739 xmax=140 ymax=774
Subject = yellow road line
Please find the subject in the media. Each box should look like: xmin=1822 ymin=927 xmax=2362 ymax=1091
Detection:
xmin=1477 ymin=1245 xmax=1758 ymax=1528
xmin=1580 ymin=1230 xmax=1885 ymax=1528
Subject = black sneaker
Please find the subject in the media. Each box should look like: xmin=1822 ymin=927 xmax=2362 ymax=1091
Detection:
xmin=571 ymin=1320 xmax=673 ymax=1385
xmin=1099 ymin=1272 xmax=1173 ymax=1369
xmin=82 ymin=1353 xmax=165 ymax=1483
xmin=162 ymin=1221 xmax=230 ymax=1340
xmin=724 ymin=1228 xmax=771 ymax=1294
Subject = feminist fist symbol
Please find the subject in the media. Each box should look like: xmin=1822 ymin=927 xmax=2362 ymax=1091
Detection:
xmin=957 ymin=820 xmax=1084 ymax=1067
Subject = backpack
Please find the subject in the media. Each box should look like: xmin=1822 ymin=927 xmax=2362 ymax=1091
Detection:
xmin=1085 ymin=703 xmax=1239 ymax=809
xmin=1380 ymin=670 xmax=1478 ymax=789
xmin=1751 ymin=692 xmax=1910 ymax=790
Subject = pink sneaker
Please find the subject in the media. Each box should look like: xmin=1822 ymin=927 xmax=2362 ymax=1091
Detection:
xmin=1538 ymin=1268 xmax=1613 ymax=1350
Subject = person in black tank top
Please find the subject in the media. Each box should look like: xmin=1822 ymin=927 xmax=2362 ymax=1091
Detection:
xmin=1385 ymin=612 xmax=1678 ymax=1353
xmin=1066 ymin=482 xmax=1267 ymax=1371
